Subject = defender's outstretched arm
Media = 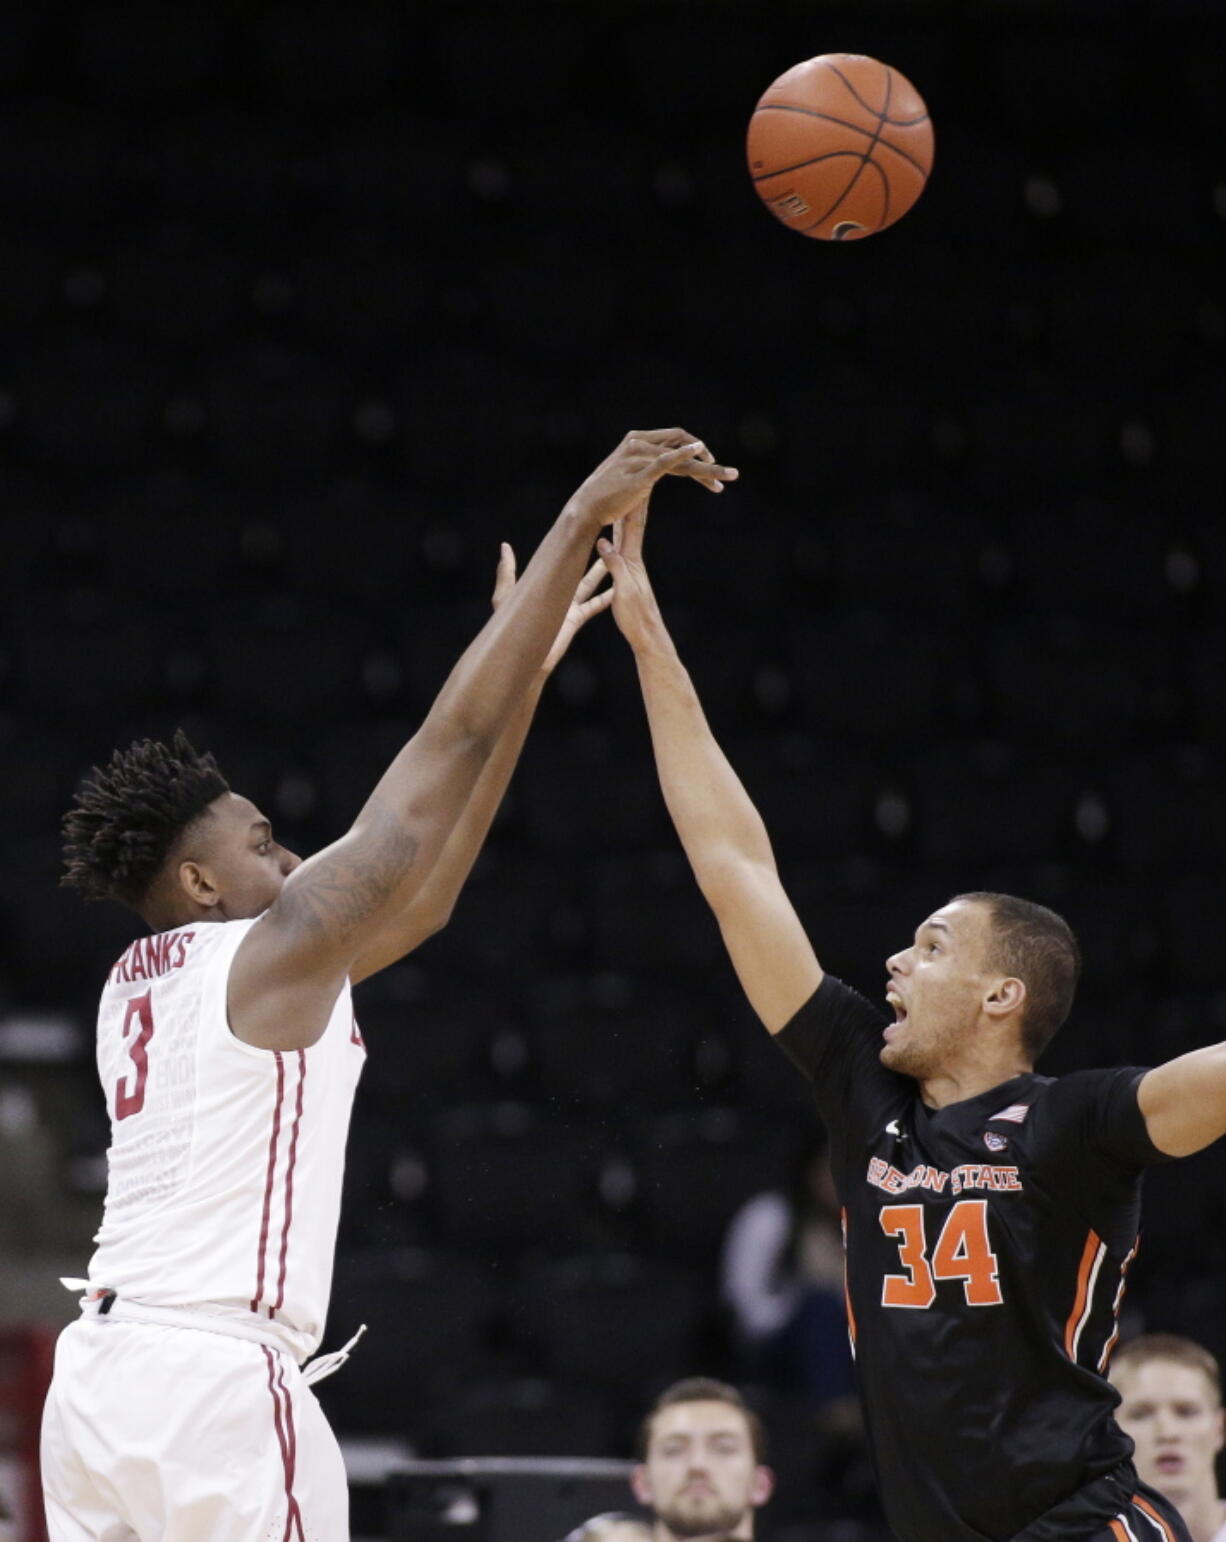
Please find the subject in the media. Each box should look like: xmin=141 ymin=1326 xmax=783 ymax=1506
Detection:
xmin=233 ymin=431 xmax=737 ymax=1048
xmin=1138 ymin=1047 xmax=1226 ymax=1157
xmin=602 ymin=502 xmax=822 ymax=1034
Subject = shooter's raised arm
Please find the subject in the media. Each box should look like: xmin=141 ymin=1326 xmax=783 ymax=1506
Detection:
xmin=232 ymin=430 xmax=737 ymax=1048
xmin=601 ymin=503 xmax=822 ymax=1034
xmin=346 ymin=547 xmax=613 ymax=983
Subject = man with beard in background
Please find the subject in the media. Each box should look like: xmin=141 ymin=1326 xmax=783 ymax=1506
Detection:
xmin=630 ymin=1379 xmax=774 ymax=1542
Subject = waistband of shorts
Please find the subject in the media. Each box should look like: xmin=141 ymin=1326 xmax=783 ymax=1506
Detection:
xmin=75 ymin=1291 xmax=299 ymax=1359
xmin=1006 ymin=1461 xmax=1187 ymax=1542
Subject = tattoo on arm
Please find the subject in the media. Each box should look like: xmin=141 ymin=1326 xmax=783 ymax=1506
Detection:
xmin=277 ymin=797 xmax=421 ymax=942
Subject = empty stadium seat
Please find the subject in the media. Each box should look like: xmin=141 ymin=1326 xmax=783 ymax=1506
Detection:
xmin=427 ymin=1376 xmax=617 ymax=1459
xmin=426 ymin=1104 xmax=608 ymax=1252
xmin=631 ymin=1108 xmax=807 ymax=1263
xmin=509 ymin=1252 xmax=709 ymax=1392
xmin=317 ymin=1247 xmax=503 ymax=1432
xmin=520 ymin=975 xmax=699 ymax=1110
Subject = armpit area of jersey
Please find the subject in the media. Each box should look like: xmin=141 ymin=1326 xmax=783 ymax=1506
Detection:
xmin=774 ymin=973 xmax=886 ymax=1082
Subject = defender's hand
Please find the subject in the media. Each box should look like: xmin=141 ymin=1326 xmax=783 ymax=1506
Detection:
xmin=493 ymin=543 xmax=612 ymax=676
xmin=566 ymin=427 xmax=737 ymax=534
xmin=598 ymin=497 xmax=665 ymax=653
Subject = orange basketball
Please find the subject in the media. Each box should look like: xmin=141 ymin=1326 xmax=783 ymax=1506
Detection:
xmin=747 ymin=53 xmax=934 ymax=241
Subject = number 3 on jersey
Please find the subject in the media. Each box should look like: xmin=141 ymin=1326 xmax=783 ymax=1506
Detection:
xmin=115 ymin=991 xmax=155 ymax=1121
xmin=880 ymin=1200 xmax=1003 ymax=1308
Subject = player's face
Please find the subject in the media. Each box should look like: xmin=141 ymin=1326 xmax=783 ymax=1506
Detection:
xmin=1113 ymin=1359 xmax=1224 ymax=1505
xmin=632 ymin=1402 xmax=771 ymax=1540
xmin=882 ymin=901 xmax=996 ymax=1079
xmin=191 ymin=793 xmax=301 ymax=919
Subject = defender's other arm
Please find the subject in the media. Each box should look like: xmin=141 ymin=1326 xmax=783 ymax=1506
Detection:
xmin=1137 ymin=1047 xmax=1226 ymax=1158
xmin=601 ymin=506 xmax=822 ymax=1034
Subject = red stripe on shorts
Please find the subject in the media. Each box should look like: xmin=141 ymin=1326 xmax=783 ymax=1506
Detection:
xmin=264 ymin=1347 xmax=305 ymax=1542
xmin=251 ymin=1053 xmax=287 ymax=1313
xmin=278 ymin=1358 xmax=306 ymax=1540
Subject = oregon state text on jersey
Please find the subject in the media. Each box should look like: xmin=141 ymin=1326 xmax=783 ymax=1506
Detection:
xmin=777 ymin=975 xmax=1188 ymax=1542
xmin=88 ymin=918 xmax=366 ymax=1363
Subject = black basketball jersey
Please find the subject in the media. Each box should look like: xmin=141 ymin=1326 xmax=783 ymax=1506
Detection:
xmin=776 ymin=974 xmax=1184 ymax=1542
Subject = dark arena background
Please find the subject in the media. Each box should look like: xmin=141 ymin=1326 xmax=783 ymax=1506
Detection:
xmin=0 ymin=2 xmax=1224 ymax=1539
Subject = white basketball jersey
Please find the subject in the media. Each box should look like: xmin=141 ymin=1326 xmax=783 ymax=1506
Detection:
xmin=86 ymin=918 xmax=366 ymax=1361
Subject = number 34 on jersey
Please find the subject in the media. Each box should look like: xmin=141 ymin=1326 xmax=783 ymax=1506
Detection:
xmin=880 ymin=1200 xmax=1004 ymax=1309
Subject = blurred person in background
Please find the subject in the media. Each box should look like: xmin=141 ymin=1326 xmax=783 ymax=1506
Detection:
xmin=1112 ymin=1336 xmax=1226 ymax=1542
xmin=721 ymin=1132 xmax=853 ymax=1411
xmin=41 ymin=431 xmax=734 ymax=1542
xmin=630 ymin=1378 xmax=774 ymax=1542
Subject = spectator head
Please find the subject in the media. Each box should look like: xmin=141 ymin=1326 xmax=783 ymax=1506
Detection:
xmin=1111 ymin=1334 xmax=1224 ymax=1512
xmin=632 ymin=1379 xmax=773 ymax=1540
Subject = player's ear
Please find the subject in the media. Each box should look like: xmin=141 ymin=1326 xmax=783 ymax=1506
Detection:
xmin=630 ymin=1465 xmax=653 ymax=1507
xmin=178 ymin=859 xmax=222 ymax=909
xmin=983 ymin=976 xmax=1025 ymax=1019
xmin=750 ymin=1466 xmax=776 ymax=1507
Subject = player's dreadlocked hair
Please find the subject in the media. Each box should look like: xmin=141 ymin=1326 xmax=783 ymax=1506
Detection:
xmin=61 ymin=729 xmax=230 ymax=910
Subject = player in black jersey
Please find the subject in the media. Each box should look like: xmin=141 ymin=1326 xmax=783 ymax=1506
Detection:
xmin=599 ymin=502 xmax=1224 ymax=1542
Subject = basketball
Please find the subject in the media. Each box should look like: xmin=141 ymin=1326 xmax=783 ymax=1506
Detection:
xmin=747 ymin=53 xmax=934 ymax=241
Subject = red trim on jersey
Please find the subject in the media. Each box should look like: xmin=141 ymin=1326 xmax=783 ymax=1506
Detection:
xmin=251 ymin=1053 xmax=287 ymax=1314
xmin=1108 ymin=1521 xmax=1129 ymax=1542
xmin=272 ymin=1051 xmax=307 ymax=1316
xmin=1064 ymin=1228 xmax=1102 ymax=1359
xmin=1132 ymin=1493 xmax=1178 ymax=1541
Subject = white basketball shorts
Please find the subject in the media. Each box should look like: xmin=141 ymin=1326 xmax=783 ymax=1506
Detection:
xmin=41 ymin=1317 xmax=349 ymax=1542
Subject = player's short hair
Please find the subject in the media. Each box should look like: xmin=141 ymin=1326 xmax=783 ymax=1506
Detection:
xmin=637 ymin=1377 xmax=766 ymax=1464
xmin=61 ymin=730 xmax=230 ymax=910
xmin=952 ymin=891 xmax=1081 ymax=1060
xmin=1112 ymin=1333 xmax=1222 ymax=1403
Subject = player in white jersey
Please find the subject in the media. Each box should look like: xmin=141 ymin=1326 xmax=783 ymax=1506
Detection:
xmin=41 ymin=429 xmax=739 ymax=1542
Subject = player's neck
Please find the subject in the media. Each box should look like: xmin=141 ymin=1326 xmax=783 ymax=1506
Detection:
xmin=918 ymin=1055 xmax=1032 ymax=1110
xmin=142 ymin=898 xmax=210 ymax=933
xmin=1179 ymin=1486 xmax=1226 ymax=1542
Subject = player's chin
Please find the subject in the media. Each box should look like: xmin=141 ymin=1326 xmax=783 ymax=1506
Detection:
xmin=664 ymin=1496 xmax=737 ymax=1537
xmin=880 ymin=1022 xmax=904 ymax=1061
xmin=879 ymin=1036 xmax=916 ymax=1075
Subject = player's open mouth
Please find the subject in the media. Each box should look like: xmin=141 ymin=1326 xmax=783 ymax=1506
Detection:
xmin=1156 ymin=1454 xmax=1184 ymax=1474
xmin=886 ymin=989 xmax=907 ymax=1024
